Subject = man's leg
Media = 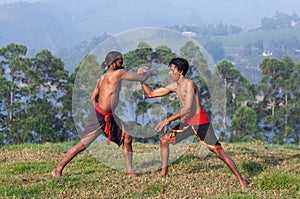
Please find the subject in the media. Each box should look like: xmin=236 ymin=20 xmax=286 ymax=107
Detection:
xmin=159 ymin=134 xmax=172 ymax=176
xmin=122 ymin=133 xmax=136 ymax=176
xmin=52 ymin=129 xmax=100 ymax=177
xmin=210 ymin=147 xmax=248 ymax=188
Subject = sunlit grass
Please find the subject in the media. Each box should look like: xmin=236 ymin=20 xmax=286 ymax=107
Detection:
xmin=0 ymin=141 xmax=299 ymax=198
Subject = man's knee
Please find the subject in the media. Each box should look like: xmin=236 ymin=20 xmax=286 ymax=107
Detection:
xmin=123 ymin=133 xmax=132 ymax=145
xmin=80 ymin=129 xmax=101 ymax=147
xmin=160 ymin=136 xmax=171 ymax=147
xmin=122 ymin=133 xmax=133 ymax=152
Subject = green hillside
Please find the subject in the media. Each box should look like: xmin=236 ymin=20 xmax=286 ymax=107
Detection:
xmin=0 ymin=141 xmax=299 ymax=198
xmin=195 ymin=27 xmax=300 ymax=52
xmin=218 ymin=28 xmax=300 ymax=46
xmin=193 ymin=27 xmax=300 ymax=83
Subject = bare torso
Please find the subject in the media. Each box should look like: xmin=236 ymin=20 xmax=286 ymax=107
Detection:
xmin=96 ymin=70 xmax=123 ymax=113
xmin=93 ymin=67 xmax=150 ymax=113
xmin=168 ymin=79 xmax=202 ymax=116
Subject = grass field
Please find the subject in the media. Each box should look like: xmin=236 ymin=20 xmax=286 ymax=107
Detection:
xmin=0 ymin=141 xmax=299 ymax=198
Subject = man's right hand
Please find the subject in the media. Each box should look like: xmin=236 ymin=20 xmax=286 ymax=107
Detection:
xmin=137 ymin=66 xmax=148 ymax=74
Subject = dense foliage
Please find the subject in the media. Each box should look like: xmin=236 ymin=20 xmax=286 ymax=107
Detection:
xmin=0 ymin=42 xmax=299 ymax=146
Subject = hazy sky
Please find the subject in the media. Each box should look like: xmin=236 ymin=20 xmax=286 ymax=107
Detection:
xmin=0 ymin=0 xmax=43 ymax=4
xmin=1 ymin=0 xmax=300 ymax=52
xmin=1 ymin=0 xmax=300 ymax=31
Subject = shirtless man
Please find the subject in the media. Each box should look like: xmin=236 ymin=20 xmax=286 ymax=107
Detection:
xmin=52 ymin=51 xmax=151 ymax=177
xmin=139 ymin=58 xmax=248 ymax=188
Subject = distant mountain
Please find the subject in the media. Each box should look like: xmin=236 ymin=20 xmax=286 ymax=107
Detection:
xmin=0 ymin=2 xmax=88 ymax=52
xmin=1 ymin=0 xmax=300 ymax=54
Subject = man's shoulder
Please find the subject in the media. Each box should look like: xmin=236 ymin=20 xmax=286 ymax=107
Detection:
xmin=106 ymin=69 xmax=127 ymax=78
xmin=114 ymin=69 xmax=127 ymax=76
xmin=186 ymin=79 xmax=196 ymax=87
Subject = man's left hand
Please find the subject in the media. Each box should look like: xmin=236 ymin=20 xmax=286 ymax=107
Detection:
xmin=155 ymin=119 xmax=169 ymax=132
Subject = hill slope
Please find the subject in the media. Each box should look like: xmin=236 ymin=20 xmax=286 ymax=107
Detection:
xmin=0 ymin=141 xmax=299 ymax=198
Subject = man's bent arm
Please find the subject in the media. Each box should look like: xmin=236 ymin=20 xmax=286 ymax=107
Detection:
xmin=90 ymin=79 xmax=100 ymax=107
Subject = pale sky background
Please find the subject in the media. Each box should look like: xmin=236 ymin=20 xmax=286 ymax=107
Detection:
xmin=1 ymin=0 xmax=300 ymax=50
xmin=0 ymin=0 xmax=43 ymax=4
xmin=1 ymin=0 xmax=299 ymax=28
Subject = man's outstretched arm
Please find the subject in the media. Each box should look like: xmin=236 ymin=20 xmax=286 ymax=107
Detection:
xmin=140 ymin=83 xmax=171 ymax=98
xmin=120 ymin=66 xmax=154 ymax=82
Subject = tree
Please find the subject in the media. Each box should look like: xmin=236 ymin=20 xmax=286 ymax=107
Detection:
xmin=230 ymin=106 xmax=263 ymax=142
xmin=0 ymin=43 xmax=73 ymax=144
xmin=72 ymin=54 xmax=101 ymax=134
xmin=59 ymin=69 xmax=77 ymax=141
xmin=257 ymin=57 xmax=295 ymax=144
xmin=277 ymin=56 xmax=295 ymax=143
xmin=286 ymin=60 xmax=300 ymax=146
xmin=0 ymin=43 xmax=31 ymax=144
xmin=0 ymin=62 xmax=9 ymax=144
xmin=155 ymin=45 xmax=176 ymax=64
xmin=258 ymin=58 xmax=281 ymax=138
xmin=180 ymin=41 xmax=209 ymax=74
xmin=124 ymin=42 xmax=153 ymax=71
xmin=216 ymin=60 xmax=241 ymax=140
xmin=27 ymin=49 xmax=70 ymax=142
xmin=129 ymin=89 xmax=149 ymax=126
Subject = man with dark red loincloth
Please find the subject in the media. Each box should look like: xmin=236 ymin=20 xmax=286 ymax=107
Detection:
xmin=52 ymin=51 xmax=152 ymax=177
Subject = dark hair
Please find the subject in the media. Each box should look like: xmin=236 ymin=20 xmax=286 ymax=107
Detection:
xmin=169 ymin=58 xmax=189 ymax=76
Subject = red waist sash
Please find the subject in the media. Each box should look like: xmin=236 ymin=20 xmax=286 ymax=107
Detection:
xmin=182 ymin=109 xmax=210 ymax=125
xmin=95 ymin=104 xmax=113 ymax=145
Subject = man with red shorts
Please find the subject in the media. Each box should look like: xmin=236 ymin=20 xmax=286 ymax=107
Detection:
xmin=52 ymin=51 xmax=152 ymax=177
xmin=139 ymin=58 xmax=248 ymax=188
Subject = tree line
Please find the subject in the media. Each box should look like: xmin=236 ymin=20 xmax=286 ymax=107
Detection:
xmin=0 ymin=42 xmax=299 ymax=146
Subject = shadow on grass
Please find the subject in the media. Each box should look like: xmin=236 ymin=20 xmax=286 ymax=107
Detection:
xmin=241 ymin=161 xmax=264 ymax=177
xmin=239 ymin=148 xmax=300 ymax=178
xmin=170 ymin=154 xmax=224 ymax=174
xmin=167 ymin=146 xmax=300 ymax=181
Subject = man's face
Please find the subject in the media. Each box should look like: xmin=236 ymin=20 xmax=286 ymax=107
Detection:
xmin=168 ymin=64 xmax=181 ymax=82
xmin=114 ymin=57 xmax=124 ymax=70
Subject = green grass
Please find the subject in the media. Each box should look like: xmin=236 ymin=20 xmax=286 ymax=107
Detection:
xmin=0 ymin=141 xmax=299 ymax=198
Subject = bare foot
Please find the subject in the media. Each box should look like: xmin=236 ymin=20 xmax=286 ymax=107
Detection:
xmin=240 ymin=181 xmax=249 ymax=189
xmin=160 ymin=170 xmax=168 ymax=177
xmin=51 ymin=168 xmax=62 ymax=178
xmin=126 ymin=172 xmax=138 ymax=177
xmin=160 ymin=166 xmax=168 ymax=176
